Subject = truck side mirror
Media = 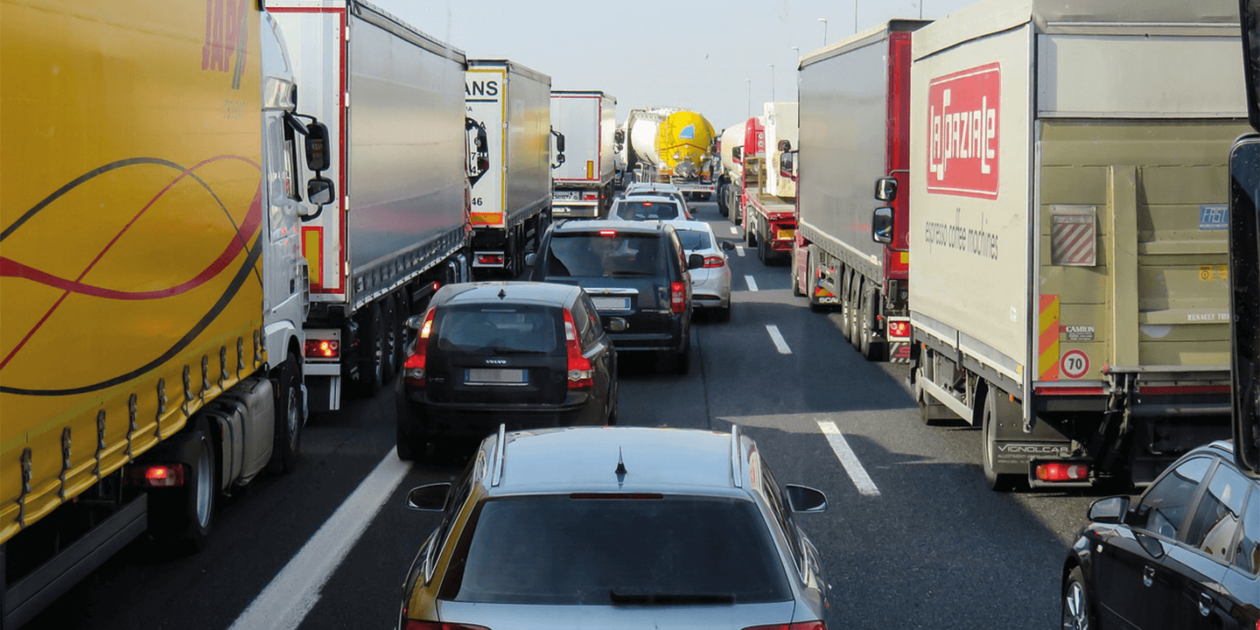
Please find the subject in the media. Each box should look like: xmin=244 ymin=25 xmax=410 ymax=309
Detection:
xmin=779 ymin=151 xmax=796 ymax=180
xmin=732 ymin=146 xmax=743 ymax=163
xmin=777 ymin=139 xmax=792 ymax=152
xmin=874 ymin=176 xmax=897 ymax=202
xmin=306 ymin=177 xmax=335 ymax=209
xmin=872 ymin=207 xmax=894 ymax=244
xmin=551 ymin=129 xmax=566 ymax=168
xmin=305 ymin=122 xmax=330 ymax=172
xmin=614 ymin=129 xmax=625 ymax=145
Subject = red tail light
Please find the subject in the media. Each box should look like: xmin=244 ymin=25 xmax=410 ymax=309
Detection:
xmin=743 ymin=623 xmax=827 ymax=630
xmin=702 ymin=256 xmax=725 ymax=268
xmin=304 ymin=339 xmax=340 ymax=359
xmin=131 ymin=464 xmax=185 ymax=488
xmin=670 ymin=281 xmax=686 ymax=314
xmin=887 ymin=319 xmax=911 ymax=340
xmin=402 ymin=308 xmax=436 ymax=387
xmin=476 ymin=254 xmax=504 ymax=266
xmin=583 ymin=192 xmax=598 ymax=201
xmin=562 ymin=308 xmax=593 ymax=389
xmin=404 ymin=622 xmax=490 ymax=630
xmin=1037 ymin=463 xmax=1088 ymax=482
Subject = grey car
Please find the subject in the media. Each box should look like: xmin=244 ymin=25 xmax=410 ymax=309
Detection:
xmin=399 ymin=425 xmax=834 ymax=630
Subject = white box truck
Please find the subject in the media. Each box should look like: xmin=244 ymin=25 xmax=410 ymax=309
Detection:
xmin=466 ymin=60 xmax=554 ymax=277
xmin=905 ymin=0 xmax=1246 ymax=489
xmin=551 ymin=91 xmax=617 ymax=219
xmin=268 ymin=0 xmax=473 ymax=410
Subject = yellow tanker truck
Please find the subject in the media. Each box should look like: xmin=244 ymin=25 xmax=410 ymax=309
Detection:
xmin=615 ymin=108 xmax=717 ymax=199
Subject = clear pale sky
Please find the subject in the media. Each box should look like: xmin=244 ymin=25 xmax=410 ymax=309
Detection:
xmin=383 ymin=0 xmax=978 ymax=132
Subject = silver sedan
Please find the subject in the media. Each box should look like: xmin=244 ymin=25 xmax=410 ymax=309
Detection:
xmin=399 ymin=426 xmax=834 ymax=630
xmin=672 ymin=220 xmax=732 ymax=321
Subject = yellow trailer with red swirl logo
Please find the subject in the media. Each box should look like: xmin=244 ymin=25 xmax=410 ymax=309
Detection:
xmin=0 ymin=0 xmax=332 ymax=624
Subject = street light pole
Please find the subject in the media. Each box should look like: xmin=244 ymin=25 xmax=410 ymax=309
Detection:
xmin=854 ymin=0 xmax=859 ymax=34
xmin=817 ymin=18 xmax=828 ymax=46
xmin=768 ymin=64 xmax=775 ymax=103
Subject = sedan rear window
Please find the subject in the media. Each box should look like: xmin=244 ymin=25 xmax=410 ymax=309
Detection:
xmin=434 ymin=306 xmax=560 ymax=355
xmin=546 ymin=233 xmax=664 ymax=278
xmin=439 ymin=495 xmax=791 ymax=605
xmin=615 ymin=200 xmax=680 ymax=220
xmin=675 ymin=229 xmax=712 ymax=251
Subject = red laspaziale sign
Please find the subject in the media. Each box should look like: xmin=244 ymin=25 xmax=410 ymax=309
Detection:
xmin=926 ymin=62 xmax=1001 ymax=200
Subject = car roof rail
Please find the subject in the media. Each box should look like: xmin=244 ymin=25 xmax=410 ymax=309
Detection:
xmin=490 ymin=423 xmax=507 ymax=487
xmin=730 ymin=424 xmax=743 ymax=489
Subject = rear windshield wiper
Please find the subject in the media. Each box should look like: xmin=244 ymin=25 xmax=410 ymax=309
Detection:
xmin=490 ymin=346 xmax=543 ymax=355
xmin=609 ymin=591 xmax=736 ymax=606
xmin=606 ymin=271 xmax=654 ymax=277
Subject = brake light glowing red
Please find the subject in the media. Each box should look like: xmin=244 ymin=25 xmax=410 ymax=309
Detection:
xmin=670 ymin=281 xmax=686 ymax=314
xmin=1036 ymin=463 xmax=1089 ymax=482
xmin=743 ymin=622 xmax=828 ymax=630
xmin=304 ymin=339 xmax=340 ymax=359
xmin=642 ymin=201 xmax=653 ymax=206
xmin=583 ymin=192 xmax=598 ymax=201
xmin=132 ymin=464 xmax=185 ymax=488
xmin=562 ymin=308 xmax=593 ymax=389
xmin=703 ymin=256 xmax=725 ymax=268
xmin=887 ymin=320 xmax=911 ymax=340
xmin=476 ymin=254 xmax=504 ymax=266
xmin=402 ymin=308 xmax=436 ymax=387
xmin=599 ymin=229 xmax=617 ymax=237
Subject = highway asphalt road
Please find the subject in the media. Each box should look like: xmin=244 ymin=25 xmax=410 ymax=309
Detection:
xmin=27 ymin=201 xmax=1100 ymax=630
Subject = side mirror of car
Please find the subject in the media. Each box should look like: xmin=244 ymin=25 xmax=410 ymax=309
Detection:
xmin=687 ymin=253 xmax=705 ymax=270
xmin=406 ymin=483 xmax=452 ymax=511
xmin=785 ymin=485 xmax=828 ymax=514
xmin=405 ymin=314 xmax=428 ymax=330
xmin=525 ymin=252 xmax=537 ymax=268
xmin=607 ymin=317 xmax=628 ymax=333
xmin=1086 ymin=496 xmax=1130 ymax=525
xmin=874 ymin=176 xmax=898 ymax=202
xmin=720 ymin=241 xmax=736 ymax=251
xmin=872 ymin=207 xmax=894 ymax=244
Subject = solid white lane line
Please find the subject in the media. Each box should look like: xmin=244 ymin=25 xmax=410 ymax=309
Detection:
xmin=817 ymin=421 xmax=881 ymax=497
xmin=735 ymin=245 xmax=746 ymax=257
xmin=729 ymin=226 xmax=738 ymax=235
xmin=745 ymin=275 xmax=759 ymax=291
xmin=229 ymin=453 xmax=411 ymax=630
xmin=766 ymin=325 xmax=792 ymax=354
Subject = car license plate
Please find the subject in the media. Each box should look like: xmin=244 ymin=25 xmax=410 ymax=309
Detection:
xmin=465 ymin=368 xmax=527 ymax=384
xmin=592 ymin=297 xmax=631 ymax=311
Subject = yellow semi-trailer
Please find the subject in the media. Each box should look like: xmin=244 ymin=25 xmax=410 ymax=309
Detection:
xmin=617 ymin=107 xmax=718 ymax=198
xmin=0 ymin=1 xmax=331 ymax=625
xmin=907 ymin=0 xmax=1246 ymax=490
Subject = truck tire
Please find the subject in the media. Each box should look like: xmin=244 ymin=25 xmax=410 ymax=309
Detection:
xmin=745 ymin=216 xmax=757 ymax=247
xmin=983 ymin=387 xmax=1023 ymax=492
xmin=846 ymin=277 xmax=862 ymax=348
xmin=859 ymin=285 xmax=880 ymax=360
xmin=267 ymin=354 xmax=303 ymax=474
xmin=358 ymin=300 xmax=386 ymax=396
xmin=757 ymin=236 xmax=770 ymax=264
xmin=792 ymin=244 xmax=805 ymax=297
xmin=151 ymin=416 xmax=216 ymax=553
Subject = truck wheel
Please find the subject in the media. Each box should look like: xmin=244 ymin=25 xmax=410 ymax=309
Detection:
xmin=859 ymin=285 xmax=877 ymax=360
xmin=358 ymin=301 xmax=386 ymax=396
xmin=846 ymin=278 xmax=862 ymax=349
xmin=153 ymin=416 xmax=216 ymax=553
xmin=267 ymin=355 xmax=303 ymax=474
xmin=983 ymin=387 xmax=1022 ymax=492
xmin=792 ymin=244 xmax=805 ymax=297
xmin=757 ymin=237 xmax=770 ymax=264
xmin=745 ymin=218 xmax=757 ymax=247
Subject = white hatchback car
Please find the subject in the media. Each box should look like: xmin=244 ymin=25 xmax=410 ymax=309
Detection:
xmin=622 ymin=182 xmax=693 ymax=217
xmin=672 ymin=219 xmax=733 ymax=321
xmin=609 ymin=195 xmax=692 ymax=224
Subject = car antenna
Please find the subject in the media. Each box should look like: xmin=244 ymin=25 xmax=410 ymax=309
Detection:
xmin=615 ymin=447 xmax=627 ymax=477
xmin=498 ymin=288 xmax=507 ymax=300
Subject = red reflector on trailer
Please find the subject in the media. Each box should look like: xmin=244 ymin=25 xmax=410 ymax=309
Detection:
xmin=133 ymin=464 xmax=185 ymax=488
xmin=887 ymin=320 xmax=911 ymax=340
xmin=477 ymin=254 xmax=504 ymax=265
xmin=813 ymin=286 xmax=835 ymax=298
xmin=583 ymin=193 xmax=598 ymax=201
xmin=1036 ymin=463 xmax=1089 ymax=482
xmin=304 ymin=339 xmax=340 ymax=359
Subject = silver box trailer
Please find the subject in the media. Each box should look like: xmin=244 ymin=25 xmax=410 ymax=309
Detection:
xmin=550 ymin=91 xmax=617 ymax=219
xmin=795 ymin=21 xmax=928 ymax=363
xmin=907 ymin=0 xmax=1246 ymax=489
xmin=269 ymin=0 xmax=471 ymax=411
xmin=466 ymin=60 xmax=553 ymax=277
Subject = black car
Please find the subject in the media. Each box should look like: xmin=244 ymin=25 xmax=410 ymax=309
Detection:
xmin=1062 ymin=441 xmax=1259 ymax=630
xmin=394 ymin=281 xmax=619 ymax=460
xmin=528 ymin=220 xmax=698 ymax=373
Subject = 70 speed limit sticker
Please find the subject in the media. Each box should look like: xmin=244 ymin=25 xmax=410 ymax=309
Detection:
xmin=1060 ymin=350 xmax=1090 ymax=379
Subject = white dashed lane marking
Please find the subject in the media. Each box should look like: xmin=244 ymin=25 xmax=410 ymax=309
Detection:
xmin=729 ymin=226 xmax=738 ymax=235
xmin=745 ymin=275 xmax=758 ymax=291
xmin=765 ymin=324 xmax=791 ymax=354
xmin=818 ymin=421 xmax=881 ymax=497
xmin=735 ymin=245 xmax=745 ymax=257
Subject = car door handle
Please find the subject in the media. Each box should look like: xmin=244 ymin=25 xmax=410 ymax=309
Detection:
xmin=1198 ymin=593 xmax=1212 ymax=617
xmin=1142 ymin=566 xmax=1155 ymax=588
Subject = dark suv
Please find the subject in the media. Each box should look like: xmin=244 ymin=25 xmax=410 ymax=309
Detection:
xmin=529 ymin=220 xmax=697 ymax=373
xmin=394 ymin=282 xmax=618 ymax=461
